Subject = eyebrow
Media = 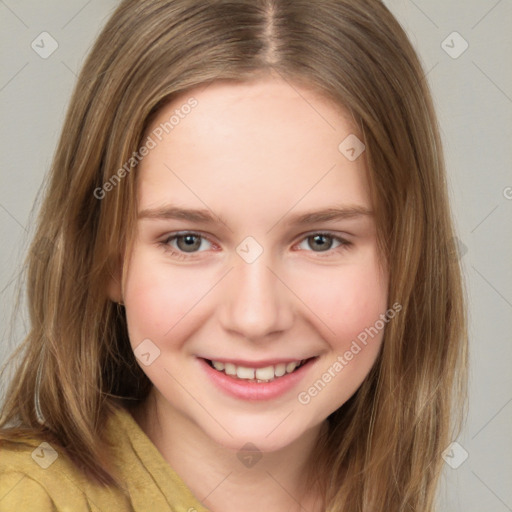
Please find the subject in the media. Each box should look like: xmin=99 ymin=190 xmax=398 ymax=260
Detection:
xmin=137 ymin=205 xmax=373 ymax=226
xmin=283 ymin=206 xmax=373 ymax=225
xmin=138 ymin=206 xmax=223 ymax=223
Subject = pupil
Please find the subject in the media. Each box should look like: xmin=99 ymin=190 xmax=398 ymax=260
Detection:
xmin=177 ymin=235 xmax=201 ymax=252
xmin=310 ymin=234 xmax=332 ymax=251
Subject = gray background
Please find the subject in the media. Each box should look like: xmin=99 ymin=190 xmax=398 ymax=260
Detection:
xmin=1 ymin=1 xmax=511 ymax=510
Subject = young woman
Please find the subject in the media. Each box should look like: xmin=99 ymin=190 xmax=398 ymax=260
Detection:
xmin=0 ymin=1 xmax=468 ymax=510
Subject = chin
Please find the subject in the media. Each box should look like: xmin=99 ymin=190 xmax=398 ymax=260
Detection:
xmin=194 ymin=411 xmax=322 ymax=454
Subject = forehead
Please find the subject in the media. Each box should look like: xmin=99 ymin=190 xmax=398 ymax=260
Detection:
xmin=137 ymin=75 xmax=371 ymax=226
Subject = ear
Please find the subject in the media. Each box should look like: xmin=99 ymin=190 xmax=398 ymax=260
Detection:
xmin=106 ymin=260 xmax=124 ymax=304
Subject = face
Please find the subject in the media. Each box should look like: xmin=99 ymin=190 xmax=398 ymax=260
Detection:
xmin=119 ymin=74 xmax=388 ymax=452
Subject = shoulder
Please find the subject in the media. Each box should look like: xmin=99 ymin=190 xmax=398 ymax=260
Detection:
xmin=0 ymin=467 xmax=55 ymax=512
xmin=0 ymin=434 xmax=130 ymax=512
xmin=0 ymin=436 xmax=69 ymax=511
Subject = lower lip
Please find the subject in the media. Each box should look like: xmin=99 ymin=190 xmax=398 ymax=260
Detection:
xmin=198 ymin=357 xmax=317 ymax=401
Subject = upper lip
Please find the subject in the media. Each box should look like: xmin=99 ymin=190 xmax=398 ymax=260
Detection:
xmin=199 ymin=356 xmax=317 ymax=368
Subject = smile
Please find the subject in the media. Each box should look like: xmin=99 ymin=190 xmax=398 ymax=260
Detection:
xmin=205 ymin=358 xmax=314 ymax=383
xmin=198 ymin=356 xmax=318 ymax=401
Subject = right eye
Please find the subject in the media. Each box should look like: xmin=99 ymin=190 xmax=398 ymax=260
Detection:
xmin=161 ymin=232 xmax=214 ymax=254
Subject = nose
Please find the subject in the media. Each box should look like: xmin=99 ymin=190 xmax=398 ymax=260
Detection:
xmin=218 ymin=253 xmax=294 ymax=341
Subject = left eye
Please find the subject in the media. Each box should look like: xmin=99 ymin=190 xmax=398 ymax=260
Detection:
xmin=164 ymin=233 xmax=212 ymax=253
xmin=297 ymin=233 xmax=344 ymax=252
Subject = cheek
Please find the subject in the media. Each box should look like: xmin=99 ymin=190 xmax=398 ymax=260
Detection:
xmin=292 ymin=255 xmax=388 ymax=348
xmin=333 ymin=269 xmax=387 ymax=343
xmin=293 ymin=258 xmax=388 ymax=415
xmin=123 ymin=249 xmax=210 ymax=346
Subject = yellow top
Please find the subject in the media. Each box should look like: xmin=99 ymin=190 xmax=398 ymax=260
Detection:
xmin=0 ymin=406 xmax=211 ymax=512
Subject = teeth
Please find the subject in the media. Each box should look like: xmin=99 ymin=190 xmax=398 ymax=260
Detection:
xmin=209 ymin=359 xmax=308 ymax=381
xmin=274 ymin=363 xmax=286 ymax=377
xmin=224 ymin=363 xmax=237 ymax=376
xmin=286 ymin=362 xmax=298 ymax=373
xmin=255 ymin=366 xmax=275 ymax=380
xmin=236 ymin=366 xmax=255 ymax=379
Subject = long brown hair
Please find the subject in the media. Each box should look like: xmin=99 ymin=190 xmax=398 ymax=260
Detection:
xmin=0 ymin=0 xmax=468 ymax=509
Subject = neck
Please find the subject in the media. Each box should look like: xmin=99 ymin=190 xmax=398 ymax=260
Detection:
xmin=129 ymin=391 xmax=327 ymax=512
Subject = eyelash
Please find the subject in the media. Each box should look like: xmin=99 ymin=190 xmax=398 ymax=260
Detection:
xmin=159 ymin=231 xmax=352 ymax=260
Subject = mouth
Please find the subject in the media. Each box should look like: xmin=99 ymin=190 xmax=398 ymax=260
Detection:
xmin=202 ymin=357 xmax=316 ymax=383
